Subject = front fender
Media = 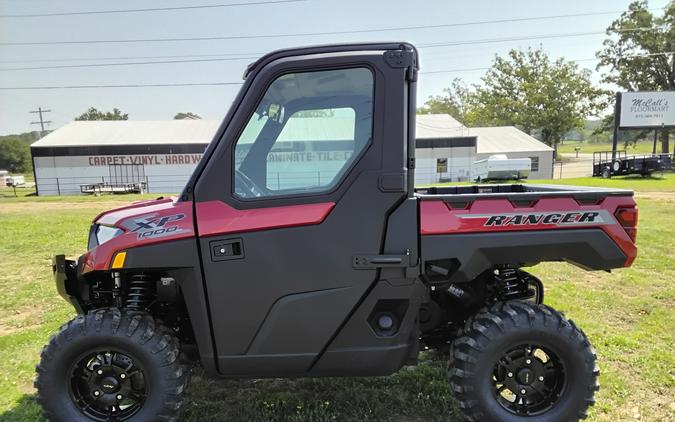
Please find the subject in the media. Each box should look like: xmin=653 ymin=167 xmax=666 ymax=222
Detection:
xmin=53 ymin=254 xmax=86 ymax=313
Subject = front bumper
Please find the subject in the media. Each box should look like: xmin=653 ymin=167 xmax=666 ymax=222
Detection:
xmin=53 ymin=254 xmax=84 ymax=313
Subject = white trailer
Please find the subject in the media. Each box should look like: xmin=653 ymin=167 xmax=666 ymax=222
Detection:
xmin=5 ymin=175 xmax=25 ymax=187
xmin=472 ymin=154 xmax=531 ymax=181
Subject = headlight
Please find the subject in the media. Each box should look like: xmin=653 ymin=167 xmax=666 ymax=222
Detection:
xmin=95 ymin=225 xmax=124 ymax=246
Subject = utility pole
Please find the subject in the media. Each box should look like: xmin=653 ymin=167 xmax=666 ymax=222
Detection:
xmin=30 ymin=107 xmax=52 ymax=138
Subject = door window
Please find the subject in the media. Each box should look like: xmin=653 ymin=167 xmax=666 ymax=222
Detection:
xmin=233 ymin=67 xmax=373 ymax=199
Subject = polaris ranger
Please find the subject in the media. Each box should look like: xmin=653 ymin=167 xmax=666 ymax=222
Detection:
xmin=38 ymin=43 xmax=638 ymax=422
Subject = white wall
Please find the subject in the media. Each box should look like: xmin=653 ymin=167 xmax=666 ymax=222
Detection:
xmin=34 ymin=147 xmax=555 ymax=196
xmin=415 ymin=146 xmax=475 ymax=185
xmin=34 ymin=154 xmax=198 ymax=195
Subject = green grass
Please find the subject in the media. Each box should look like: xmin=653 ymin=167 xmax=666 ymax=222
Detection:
xmin=0 ymin=180 xmax=673 ymax=421
xmin=557 ymin=141 xmax=661 ymax=155
xmin=425 ymin=173 xmax=675 ymax=192
xmin=0 ymin=186 xmax=171 ymax=201
xmin=528 ymin=173 xmax=675 ymax=192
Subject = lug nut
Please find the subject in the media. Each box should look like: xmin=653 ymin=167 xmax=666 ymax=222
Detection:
xmin=539 ymin=376 xmax=544 ymax=381
xmin=525 ymin=359 xmax=531 ymax=364
xmin=507 ymin=372 xmax=513 ymax=377
xmin=520 ymin=389 xmax=526 ymax=394
xmin=119 ymin=373 xmax=126 ymax=379
xmin=93 ymin=391 xmax=101 ymax=397
xmin=97 ymin=369 xmax=103 ymax=375
xmin=116 ymin=394 xmax=123 ymax=400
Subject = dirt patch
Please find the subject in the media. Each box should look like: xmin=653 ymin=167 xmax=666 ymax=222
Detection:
xmin=635 ymin=191 xmax=675 ymax=202
xmin=0 ymin=306 xmax=44 ymax=336
xmin=0 ymin=200 xmax=132 ymax=214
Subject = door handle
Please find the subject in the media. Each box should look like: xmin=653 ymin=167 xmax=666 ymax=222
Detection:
xmin=210 ymin=238 xmax=244 ymax=262
xmin=352 ymin=251 xmax=411 ymax=269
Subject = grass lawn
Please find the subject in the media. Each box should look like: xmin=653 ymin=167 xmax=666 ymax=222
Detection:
xmin=528 ymin=173 xmax=675 ymax=192
xmin=557 ymin=141 xmax=664 ymax=155
xmin=0 ymin=179 xmax=673 ymax=421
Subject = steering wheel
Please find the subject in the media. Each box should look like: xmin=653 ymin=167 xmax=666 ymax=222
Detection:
xmin=235 ymin=169 xmax=265 ymax=198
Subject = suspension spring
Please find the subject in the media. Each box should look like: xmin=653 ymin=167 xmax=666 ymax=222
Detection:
xmin=125 ymin=274 xmax=154 ymax=313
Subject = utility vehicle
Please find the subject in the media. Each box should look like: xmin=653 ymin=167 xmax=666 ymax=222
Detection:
xmin=38 ymin=43 xmax=638 ymax=422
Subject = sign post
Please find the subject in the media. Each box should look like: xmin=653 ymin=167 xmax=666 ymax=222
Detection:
xmin=611 ymin=92 xmax=622 ymax=160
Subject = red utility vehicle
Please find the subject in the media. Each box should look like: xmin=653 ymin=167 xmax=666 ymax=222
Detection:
xmin=39 ymin=43 xmax=637 ymax=422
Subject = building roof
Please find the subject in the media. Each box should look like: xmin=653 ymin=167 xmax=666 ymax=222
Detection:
xmin=416 ymin=114 xmax=467 ymax=138
xmin=31 ymin=120 xmax=221 ymax=148
xmin=31 ymin=115 xmax=553 ymax=154
xmin=31 ymin=115 xmax=363 ymax=148
xmin=469 ymin=126 xmax=553 ymax=154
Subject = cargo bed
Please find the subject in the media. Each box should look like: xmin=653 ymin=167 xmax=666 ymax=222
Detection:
xmin=415 ymin=183 xmax=633 ymax=203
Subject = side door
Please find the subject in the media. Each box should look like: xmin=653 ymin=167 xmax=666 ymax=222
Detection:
xmin=192 ymin=44 xmax=417 ymax=376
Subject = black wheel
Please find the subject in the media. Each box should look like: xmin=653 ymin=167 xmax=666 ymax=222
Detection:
xmin=601 ymin=168 xmax=611 ymax=179
xmin=35 ymin=309 xmax=190 ymax=422
xmin=449 ymin=301 xmax=599 ymax=422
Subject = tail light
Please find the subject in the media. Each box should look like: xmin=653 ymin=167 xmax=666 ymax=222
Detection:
xmin=615 ymin=206 xmax=638 ymax=243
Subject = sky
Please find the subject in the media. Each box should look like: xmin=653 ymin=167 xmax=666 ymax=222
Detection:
xmin=0 ymin=0 xmax=671 ymax=135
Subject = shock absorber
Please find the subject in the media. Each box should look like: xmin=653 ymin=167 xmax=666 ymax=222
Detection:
xmin=125 ymin=274 xmax=154 ymax=313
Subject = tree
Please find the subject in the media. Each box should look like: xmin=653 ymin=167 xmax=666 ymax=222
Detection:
xmin=75 ymin=107 xmax=128 ymax=121
xmin=174 ymin=112 xmax=202 ymax=120
xmin=0 ymin=138 xmax=32 ymax=173
xmin=470 ymin=48 xmax=605 ymax=149
xmin=418 ymin=79 xmax=473 ymax=123
xmin=596 ymin=1 xmax=674 ymax=153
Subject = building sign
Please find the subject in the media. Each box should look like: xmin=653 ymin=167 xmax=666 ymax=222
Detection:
xmin=619 ymin=91 xmax=675 ymax=128
xmin=88 ymin=154 xmax=204 ymax=166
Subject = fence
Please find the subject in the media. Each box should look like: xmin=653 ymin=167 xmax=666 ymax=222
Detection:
xmin=35 ymin=175 xmax=189 ymax=196
xmin=30 ymin=158 xmax=675 ymax=196
xmin=34 ymin=171 xmax=339 ymax=196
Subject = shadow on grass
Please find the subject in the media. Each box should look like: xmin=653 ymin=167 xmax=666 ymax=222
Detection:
xmin=182 ymin=361 xmax=461 ymax=422
xmin=0 ymin=395 xmax=43 ymax=422
xmin=0 ymin=361 xmax=461 ymax=422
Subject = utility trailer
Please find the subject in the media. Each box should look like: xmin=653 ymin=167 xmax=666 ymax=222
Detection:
xmin=80 ymin=182 xmax=147 ymax=195
xmin=472 ymin=154 xmax=531 ymax=182
xmin=37 ymin=43 xmax=638 ymax=422
xmin=592 ymin=150 xmax=672 ymax=178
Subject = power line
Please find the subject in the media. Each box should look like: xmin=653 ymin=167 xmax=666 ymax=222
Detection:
xmin=0 ymin=30 xmax=665 ymax=72
xmin=419 ymin=52 xmax=675 ymax=75
xmin=417 ymin=28 xmax=656 ymax=49
xmin=0 ymin=52 xmax=262 ymax=64
xmin=0 ymin=56 xmax=259 ymax=71
xmin=0 ymin=11 xmax=659 ymax=46
xmin=0 ymin=82 xmax=243 ymax=90
xmin=2 ymin=53 xmax=670 ymax=89
xmin=0 ymin=0 xmax=305 ymax=18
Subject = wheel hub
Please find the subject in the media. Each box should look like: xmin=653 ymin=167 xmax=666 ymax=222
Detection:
xmin=99 ymin=376 xmax=120 ymax=394
xmin=69 ymin=350 xmax=147 ymax=421
xmin=492 ymin=344 xmax=566 ymax=416
xmin=517 ymin=368 xmax=535 ymax=385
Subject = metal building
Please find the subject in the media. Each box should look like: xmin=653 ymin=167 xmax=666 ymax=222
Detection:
xmin=30 ymin=115 xmax=554 ymax=195
xmin=30 ymin=120 xmax=217 ymax=195
xmin=414 ymin=115 xmax=554 ymax=184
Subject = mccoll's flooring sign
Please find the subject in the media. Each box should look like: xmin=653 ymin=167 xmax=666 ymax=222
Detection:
xmin=620 ymin=91 xmax=675 ymax=128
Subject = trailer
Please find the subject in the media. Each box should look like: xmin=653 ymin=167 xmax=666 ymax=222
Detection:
xmin=5 ymin=174 xmax=25 ymax=187
xmin=592 ymin=150 xmax=672 ymax=178
xmin=472 ymin=154 xmax=531 ymax=181
xmin=80 ymin=181 xmax=147 ymax=195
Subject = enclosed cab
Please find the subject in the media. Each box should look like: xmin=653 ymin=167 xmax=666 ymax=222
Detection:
xmin=38 ymin=43 xmax=637 ymax=422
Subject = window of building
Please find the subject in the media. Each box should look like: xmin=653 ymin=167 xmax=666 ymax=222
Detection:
xmin=436 ymin=158 xmax=448 ymax=173
xmin=529 ymin=156 xmax=540 ymax=172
